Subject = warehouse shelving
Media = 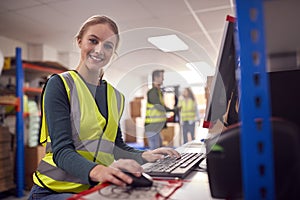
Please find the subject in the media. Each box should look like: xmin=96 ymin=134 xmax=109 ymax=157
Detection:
xmin=0 ymin=47 xmax=66 ymax=197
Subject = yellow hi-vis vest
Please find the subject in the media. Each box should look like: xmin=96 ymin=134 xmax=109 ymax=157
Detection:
xmin=179 ymin=99 xmax=196 ymax=122
xmin=33 ymin=71 xmax=124 ymax=193
xmin=145 ymin=88 xmax=166 ymax=124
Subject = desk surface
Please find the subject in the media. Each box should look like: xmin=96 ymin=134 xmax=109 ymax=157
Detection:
xmin=164 ymin=141 xmax=218 ymax=200
xmin=70 ymin=141 xmax=217 ymax=200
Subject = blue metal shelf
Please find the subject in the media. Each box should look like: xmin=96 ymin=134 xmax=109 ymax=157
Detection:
xmin=234 ymin=1 xmax=275 ymax=199
xmin=15 ymin=47 xmax=25 ymax=197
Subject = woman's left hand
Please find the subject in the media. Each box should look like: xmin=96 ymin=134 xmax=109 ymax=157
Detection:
xmin=141 ymin=147 xmax=181 ymax=163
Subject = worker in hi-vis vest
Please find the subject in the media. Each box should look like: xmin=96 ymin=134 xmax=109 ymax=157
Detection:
xmin=28 ymin=15 xmax=180 ymax=199
xmin=178 ymin=87 xmax=200 ymax=144
xmin=145 ymin=69 xmax=177 ymax=150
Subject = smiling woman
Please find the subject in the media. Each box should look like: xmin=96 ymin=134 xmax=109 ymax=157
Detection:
xmin=27 ymin=15 xmax=180 ymax=200
xmin=75 ymin=16 xmax=119 ymax=85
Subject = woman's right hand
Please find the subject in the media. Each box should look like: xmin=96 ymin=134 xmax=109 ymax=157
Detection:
xmin=89 ymin=159 xmax=143 ymax=186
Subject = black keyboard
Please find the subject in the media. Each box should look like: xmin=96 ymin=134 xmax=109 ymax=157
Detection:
xmin=143 ymin=152 xmax=203 ymax=179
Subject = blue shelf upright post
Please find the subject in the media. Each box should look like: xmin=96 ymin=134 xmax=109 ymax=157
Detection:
xmin=234 ymin=1 xmax=275 ymax=200
xmin=15 ymin=47 xmax=24 ymax=197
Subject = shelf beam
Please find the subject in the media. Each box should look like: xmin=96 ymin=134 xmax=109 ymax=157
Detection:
xmin=23 ymin=62 xmax=64 ymax=74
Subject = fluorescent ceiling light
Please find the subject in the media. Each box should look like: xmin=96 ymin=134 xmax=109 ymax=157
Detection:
xmin=186 ymin=61 xmax=215 ymax=76
xmin=148 ymin=34 xmax=188 ymax=52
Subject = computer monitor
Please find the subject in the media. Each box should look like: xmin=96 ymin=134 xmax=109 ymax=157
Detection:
xmin=203 ymin=14 xmax=300 ymax=129
xmin=204 ymin=14 xmax=300 ymax=200
xmin=203 ymin=15 xmax=239 ymax=129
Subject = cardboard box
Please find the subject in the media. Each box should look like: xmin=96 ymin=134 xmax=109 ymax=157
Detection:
xmin=125 ymin=133 xmax=137 ymax=143
xmin=0 ymin=142 xmax=12 ymax=159
xmin=160 ymin=126 xmax=175 ymax=147
xmin=0 ymin=174 xmax=15 ymax=192
xmin=0 ymin=126 xmax=12 ymax=143
xmin=0 ymin=126 xmax=14 ymax=192
xmin=0 ymin=157 xmax=14 ymax=179
xmin=143 ymin=125 xmax=175 ymax=148
xmin=0 ymin=154 xmax=14 ymax=192
xmin=130 ymin=97 xmax=143 ymax=118
xmin=25 ymin=145 xmax=46 ymax=189
xmin=0 ymin=95 xmax=17 ymax=106
xmin=124 ymin=119 xmax=137 ymax=143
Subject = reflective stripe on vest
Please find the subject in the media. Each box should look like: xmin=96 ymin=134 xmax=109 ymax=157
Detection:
xmin=180 ymin=99 xmax=196 ymax=121
xmin=34 ymin=71 xmax=124 ymax=193
xmin=145 ymin=88 xmax=166 ymax=124
xmin=145 ymin=103 xmax=167 ymax=123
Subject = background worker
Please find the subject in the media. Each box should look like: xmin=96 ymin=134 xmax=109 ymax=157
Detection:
xmin=178 ymin=87 xmax=200 ymax=144
xmin=145 ymin=70 xmax=177 ymax=149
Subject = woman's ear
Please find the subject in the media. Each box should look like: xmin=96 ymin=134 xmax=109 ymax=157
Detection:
xmin=77 ymin=38 xmax=82 ymax=48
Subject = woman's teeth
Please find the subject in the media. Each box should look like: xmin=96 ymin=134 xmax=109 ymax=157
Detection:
xmin=90 ymin=55 xmax=103 ymax=62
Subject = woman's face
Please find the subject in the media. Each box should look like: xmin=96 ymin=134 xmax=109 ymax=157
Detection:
xmin=77 ymin=23 xmax=117 ymax=72
xmin=183 ymin=89 xmax=189 ymax=98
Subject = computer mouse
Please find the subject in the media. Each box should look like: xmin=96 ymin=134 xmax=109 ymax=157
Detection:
xmin=124 ymin=172 xmax=153 ymax=187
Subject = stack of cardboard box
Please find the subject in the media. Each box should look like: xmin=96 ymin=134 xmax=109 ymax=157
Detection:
xmin=0 ymin=126 xmax=15 ymax=192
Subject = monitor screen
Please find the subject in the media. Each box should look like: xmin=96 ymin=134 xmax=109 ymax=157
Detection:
xmin=203 ymin=15 xmax=239 ymax=129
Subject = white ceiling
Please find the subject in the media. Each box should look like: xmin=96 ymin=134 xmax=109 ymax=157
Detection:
xmin=0 ymin=0 xmax=236 ymax=79
xmin=0 ymin=0 xmax=299 ymax=85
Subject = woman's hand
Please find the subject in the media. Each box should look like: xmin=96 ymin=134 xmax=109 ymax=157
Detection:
xmin=89 ymin=159 xmax=143 ymax=186
xmin=142 ymin=147 xmax=181 ymax=163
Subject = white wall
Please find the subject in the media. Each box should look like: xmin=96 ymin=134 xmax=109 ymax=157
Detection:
xmin=0 ymin=35 xmax=75 ymax=70
xmin=58 ymin=51 xmax=79 ymax=69
xmin=0 ymin=36 xmax=28 ymax=59
xmin=27 ymin=43 xmax=58 ymax=61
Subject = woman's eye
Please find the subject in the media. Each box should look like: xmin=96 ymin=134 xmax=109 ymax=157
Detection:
xmin=89 ymin=39 xmax=98 ymax=44
xmin=104 ymin=43 xmax=113 ymax=50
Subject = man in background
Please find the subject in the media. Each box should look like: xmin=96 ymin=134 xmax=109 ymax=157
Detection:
xmin=144 ymin=70 xmax=173 ymax=149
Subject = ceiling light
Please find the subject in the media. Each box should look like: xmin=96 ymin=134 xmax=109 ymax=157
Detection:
xmin=148 ymin=34 xmax=188 ymax=52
